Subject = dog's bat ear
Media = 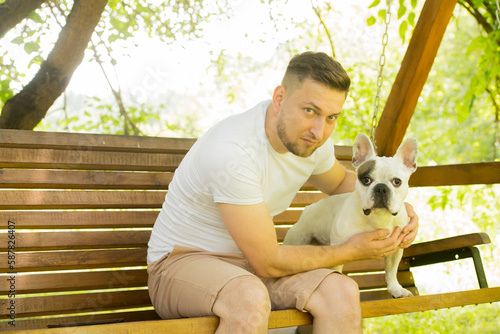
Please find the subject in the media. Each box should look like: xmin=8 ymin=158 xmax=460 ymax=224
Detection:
xmin=352 ymin=133 xmax=376 ymax=168
xmin=395 ymin=137 xmax=418 ymax=172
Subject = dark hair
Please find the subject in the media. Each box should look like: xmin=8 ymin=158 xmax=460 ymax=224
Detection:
xmin=282 ymin=51 xmax=351 ymax=94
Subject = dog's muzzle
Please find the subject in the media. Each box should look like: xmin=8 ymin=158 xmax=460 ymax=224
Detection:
xmin=363 ymin=208 xmax=399 ymax=216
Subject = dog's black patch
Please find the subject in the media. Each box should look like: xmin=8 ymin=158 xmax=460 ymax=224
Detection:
xmin=357 ymin=160 xmax=376 ymax=185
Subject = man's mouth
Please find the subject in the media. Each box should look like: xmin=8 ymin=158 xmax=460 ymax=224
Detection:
xmin=302 ymin=138 xmax=318 ymax=146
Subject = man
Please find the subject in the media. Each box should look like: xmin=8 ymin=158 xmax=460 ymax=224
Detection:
xmin=147 ymin=51 xmax=418 ymax=333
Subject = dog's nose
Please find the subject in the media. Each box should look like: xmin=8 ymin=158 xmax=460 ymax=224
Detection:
xmin=374 ymin=184 xmax=389 ymax=194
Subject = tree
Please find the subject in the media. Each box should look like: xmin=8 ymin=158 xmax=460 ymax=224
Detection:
xmin=367 ymin=0 xmax=499 ymax=160
xmin=0 ymin=0 xmax=107 ymax=129
xmin=0 ymin=0 xmax=224 ymax=131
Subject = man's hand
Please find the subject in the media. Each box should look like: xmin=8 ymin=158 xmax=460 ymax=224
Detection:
xmin=344 ymin=202 xmax=419 ymax=260
xmin=345 ymin=227 xmax=406 ymax=260
xmin=400 ymin=202 xmax=419 ymax=249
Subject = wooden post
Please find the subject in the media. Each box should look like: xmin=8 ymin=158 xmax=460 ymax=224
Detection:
xmin=374 ymin=0 xmax=458 ymax=156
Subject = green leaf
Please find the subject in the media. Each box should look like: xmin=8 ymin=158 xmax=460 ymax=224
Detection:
xmin=411 ymin=0 xmax=418 ymax=8
xmin=24 ymin=42 xmax=40 ymax=54
xmin=368 ymin=0 xmax=381 ymax=9
xmin=408 ymin=12 xmax=416 ymax=27
xmin=28 ymin=55 xmax=44 ymax=69
xmin=399 ymin=21 xmax=408 ymax=42
xmin=397 ymin=5 xmax=407 ymax=19
xmin=28 ymin=11 xmax=44 ymax=24
xmin=11 ymin=36 xmax=24 ymax=45
xmin=367 ymin=16 xmax=377 ymax=26
xmin=378 ymin=9 xmax=387 ymax=21
xmin=0 ymin=80 xmax=14 ymax=103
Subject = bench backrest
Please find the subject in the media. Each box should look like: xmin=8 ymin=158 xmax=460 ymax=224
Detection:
xmin=0 ymin=130 xmax=417 ymax=330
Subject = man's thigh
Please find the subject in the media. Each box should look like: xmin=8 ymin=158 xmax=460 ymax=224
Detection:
xmin=261 ymin=268 xmax=340 ymax=312
xmin=147 ymin=245 xmax=255 ymax=319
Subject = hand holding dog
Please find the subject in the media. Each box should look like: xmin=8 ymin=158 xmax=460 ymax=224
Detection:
xmin=401 ymin=202 xmax=419 ymax=248
xmin=345 ymin=202 xmax=418 ymax=261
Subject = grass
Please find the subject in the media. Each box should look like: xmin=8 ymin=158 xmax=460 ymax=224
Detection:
xmin=363 ymin=303 xmax=500 ymax=333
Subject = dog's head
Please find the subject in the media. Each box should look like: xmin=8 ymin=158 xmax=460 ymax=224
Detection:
xmin=352 ymin=133 xmax=418 ymax=216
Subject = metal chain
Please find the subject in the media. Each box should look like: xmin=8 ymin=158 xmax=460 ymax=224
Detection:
xmin=370 ymin=0 xmax=393 ymax=142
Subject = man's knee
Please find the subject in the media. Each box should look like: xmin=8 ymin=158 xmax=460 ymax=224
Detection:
xmin=307 ymin=273 xmax=360 ymax=313
xmin=213 ymin=275 xmax=271 ymax=328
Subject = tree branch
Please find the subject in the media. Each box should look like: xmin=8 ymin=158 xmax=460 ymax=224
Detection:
xmin=0 ymin=0 xmax=108 ymax=129
xmin=0 ymin=0 xmax=47 ymax=39
xmin=311 ymin=0 xmax=336 ymax=59
xmin=458 ymin=0 xmax=494 ymax=34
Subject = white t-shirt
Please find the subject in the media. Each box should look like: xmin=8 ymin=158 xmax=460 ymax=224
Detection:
xmin=147 ymin=100 xmax=336 ymax=264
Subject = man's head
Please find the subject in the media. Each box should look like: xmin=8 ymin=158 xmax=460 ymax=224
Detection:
xmin=269 ymin=52 xmax=351 ymax=157
xmin=281 ymin=51 xmax=351 ymax=97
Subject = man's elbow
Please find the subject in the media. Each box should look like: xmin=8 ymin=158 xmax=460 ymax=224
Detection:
xmin=251 ymin=261 xmax=285 ymax=278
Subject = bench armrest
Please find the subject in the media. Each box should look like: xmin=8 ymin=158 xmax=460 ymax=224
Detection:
xmin=403 ymin=232 xmax=491 ymax=289
xmin=403 ymin=232 xmax=491 ymax=258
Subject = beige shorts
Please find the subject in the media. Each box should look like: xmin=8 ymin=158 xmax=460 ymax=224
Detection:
xmin=147 ymin=245 xmax=338 ymax=319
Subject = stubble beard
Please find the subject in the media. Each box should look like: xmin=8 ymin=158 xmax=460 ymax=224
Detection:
xmin=276 ymin=119 xmax=317 ymax=158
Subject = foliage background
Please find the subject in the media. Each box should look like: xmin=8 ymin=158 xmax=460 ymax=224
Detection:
xmin=1 ymin=0 xmax=499 ymax=331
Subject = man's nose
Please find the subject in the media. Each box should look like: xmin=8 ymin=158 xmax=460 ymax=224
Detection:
xmin=309 ymin=117 xmax=325 ymax=140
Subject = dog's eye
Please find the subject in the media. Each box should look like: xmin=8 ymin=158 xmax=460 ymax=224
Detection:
xmin=392 ymin=178 xmax=402 ymax=187
xmin=362 ymin=177 xmax=372 ymax=185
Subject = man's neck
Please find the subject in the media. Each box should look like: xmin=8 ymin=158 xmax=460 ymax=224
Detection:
xmin=265 ymin=102 xmax=286 ymax=154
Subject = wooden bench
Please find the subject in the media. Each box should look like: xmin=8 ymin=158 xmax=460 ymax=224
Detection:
xmin=1 ymin=129 xmax=499 ymax=333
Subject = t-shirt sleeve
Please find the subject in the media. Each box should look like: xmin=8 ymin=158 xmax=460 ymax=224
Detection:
xmin=199 ymin=140 xmax=264 ymax=205
xmin=311 ymin=138 xmax=336 ymax=175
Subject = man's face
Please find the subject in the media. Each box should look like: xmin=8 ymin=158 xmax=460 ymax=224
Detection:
xmin=276 ymin=79 xmax=346 ymax=157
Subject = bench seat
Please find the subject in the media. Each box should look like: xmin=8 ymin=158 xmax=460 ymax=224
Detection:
xmin=1 ymin=129 xmax=499 ymax=333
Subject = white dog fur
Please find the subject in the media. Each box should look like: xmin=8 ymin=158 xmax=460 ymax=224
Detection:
xmin=283 ymin=133 xmax=418 ymax=298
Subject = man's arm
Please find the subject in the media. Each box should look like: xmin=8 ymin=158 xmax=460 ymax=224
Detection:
xmin=307 ymin=159 xmax=356 ymax=196
xmin=218 ymin=201 xmax=405 ymax=278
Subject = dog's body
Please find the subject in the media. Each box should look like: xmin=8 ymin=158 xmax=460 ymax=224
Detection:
xmin=283 ymin=133 xmax=418 ymax=298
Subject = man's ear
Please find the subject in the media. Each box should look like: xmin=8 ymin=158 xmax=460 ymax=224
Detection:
xmin=272 ymin=85 xmax=286 ymax=113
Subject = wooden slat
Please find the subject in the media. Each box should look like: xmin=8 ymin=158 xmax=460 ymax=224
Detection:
xmin=0 ymin=169 xmax=173 ymax=189
xmin=375 ymin=0 xmax=458 ymax=156
xmin=350 ymin=271 xmax=415 ymax=290
xmin=410 ymin=162 xmax=500 ymax=187
xmin=276 ymin=226 xmax=291 ymax=242
xmin=361 ymin=287 xmax=420 ymax=302
xmin=5 ymin=310 xmax=161 ymax=332
xmin=0 ymin=190 xmax=165 ymax=210
xmin=0 ymin=190 xmax=323 ymax=210
xmin=0 ymin=249 xmax=146 ymax=272
xmin=0 ymin=270 xmax=416 ymax=296
xmin=403 ymin=233 xmax=491 ymax=258
xmin=0 ymin=147 xmax=184 ymax=171
xmin=0 ymin=230 xmax=151 ymax=251
xmin=9 ymin=288 xmax=499 ymax=333
xmin=0 ymin=290 xmax=152 ymax=319
xmin=343 ymin=258 xmax=410 ymax=274
xmin=289 ymin=192 xmax=328 ymax=207
xmin=362 ymin=287 xmax=500 ymax=318
xmin=273 ymin=210 xmax=302 ymax=224
xmin=0 ymin=129 xmax=196 ymax=154
xmin=0 ymin=269 xmax=148 ymax=295
xmin=0 ymin=211 xmax=159 ymax=229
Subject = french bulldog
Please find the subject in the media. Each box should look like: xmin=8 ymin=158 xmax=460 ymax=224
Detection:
xmin=283 ymin=133 xmax=418 ymax=298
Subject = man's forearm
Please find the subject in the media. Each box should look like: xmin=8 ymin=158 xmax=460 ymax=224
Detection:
xmin=330 ymin=170 xmax=356 ymax=195
xmin=257 ymin=243 xmax=355 ymax=278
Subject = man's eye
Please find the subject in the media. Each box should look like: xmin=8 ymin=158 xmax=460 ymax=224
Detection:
xmin=328 ymin=114 xmax=339 ymax=120
xmin=305 ymin=108 xmax=314 ymax=114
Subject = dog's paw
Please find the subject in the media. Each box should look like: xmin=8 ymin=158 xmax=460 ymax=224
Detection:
xmin=388 ymin=285 xmax=413 ymax=298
